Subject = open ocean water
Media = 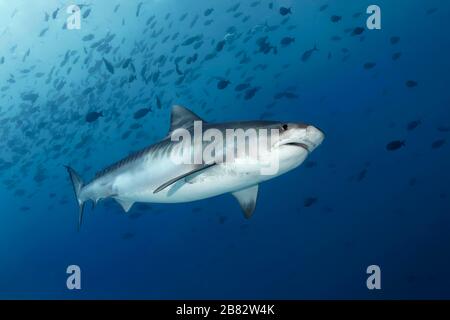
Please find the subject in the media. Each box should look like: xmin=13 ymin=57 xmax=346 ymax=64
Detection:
xmin=0 ymin=0 xmax=449 ymax=299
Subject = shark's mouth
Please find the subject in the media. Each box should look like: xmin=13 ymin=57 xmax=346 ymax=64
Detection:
xmin=285 ymin=142 xmax=310 ymax=152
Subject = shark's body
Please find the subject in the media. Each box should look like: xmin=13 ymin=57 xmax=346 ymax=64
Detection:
xmin=66 ymin=105 xmax=324 ymax=228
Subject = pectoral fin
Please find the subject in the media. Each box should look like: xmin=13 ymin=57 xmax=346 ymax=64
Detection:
xmin=232 ymin=185 xmax=259 ymax=219
xmin=153 ymin=163 xmax=217 ymax=194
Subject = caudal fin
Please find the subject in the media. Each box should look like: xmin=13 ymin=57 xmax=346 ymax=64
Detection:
xmin=65 ymin=165 xmax=85 ymax=231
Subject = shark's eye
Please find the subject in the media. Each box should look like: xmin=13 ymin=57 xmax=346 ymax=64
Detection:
xmin=281 ymin=124 xmax=288 ymax=131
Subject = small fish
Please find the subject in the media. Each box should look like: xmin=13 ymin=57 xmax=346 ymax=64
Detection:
xmin=431 ymin=139 xmax=445 ymax=149
xmin=121 ymin=232 xmax=135 ymax=240
xmin=392 ymin=52 xmax=402 ymax=60
xmin=437 ymin=125 xmax=450 ymax=132
xmin=363 ymin=62 xmax=376 ymax=69
xmin=390 ymin=36 xmax=400 ymax=44
xmin=39 ymin=27 xmax=49 ymax=37
xmin=182 ymin=35 xmax=202 ymax=46
xmin=217 ymin=79 xmax=230 ymax=90
xmin=219 ymin=216 xmax=227 ymax=224
xmin=82 ymin=34 xmax=95 ymax=41
xmin=133 ymin=107 xmax=151 ymax=119
xmin=235 ymin=83 xmax=250 ymax=91
xmin=156 ymin=96 xmax=162 ymax=109
xmin=330 ymin=15 xmax=341 ymax=23
xmin=279 ymin=7 xmax=292 ymax=16
xmin=405 ymin=80 xmax=418 ymax=88
xmin=21 ymin=92 xmax=39 ymax=103
xmin=304 ymin=160 xmax=317 ymax=168
xmin=304 ymin=197 xmax=317 ymax=207
xmin=175 ymin=62 xmax=183 ymax=75
xmin=407 ymin=120 xmax=421 ymax=131
xmin=301 ymin=45 xmax=318 ymax=62
xmin=280 ymin=37 xmax=295 ymax=47
xmin=319 ymin=4 xmax=328 ymax=12
xmin=351 ymin=27 xmax=365 ymax=36
xmin=52 ymin=8 xmax=59 ymax=19
xmin=103 ymin=58 xmax=115 ymax=74
xmin=204 ymin=8 xmax=214 ymax=16
xmin=82 ymin=8 xmax=91 ymax=19
xmin=386 ymin=140 xmax=405 ymax=151
xmin=85 ymin=111 xmax=103 ymax=123
xmin=136 ymin=2 xmax=143 ymax=17
xmin=216 ymin=40 xmax=226 ymax=52
xmin=356 ymin=168 xmax=367 ymax=182
xmin=244 ymin=87 xmax=260 ymax=100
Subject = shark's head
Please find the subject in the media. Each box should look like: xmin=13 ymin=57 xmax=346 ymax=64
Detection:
xmin=274 ymin=123 xmax=325 ymax=153
xmin=260 ymin=122 xmax=324 ymax=176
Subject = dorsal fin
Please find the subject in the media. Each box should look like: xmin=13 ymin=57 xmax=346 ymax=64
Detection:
xmin=169 ymin=105 xmax=205 ymax=135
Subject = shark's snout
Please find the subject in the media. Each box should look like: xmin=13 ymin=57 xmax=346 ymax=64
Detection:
xmin=304 ymin=125 xmax=325 ymax=151
xmin=277 ymin=124 xmax=324 ymax=152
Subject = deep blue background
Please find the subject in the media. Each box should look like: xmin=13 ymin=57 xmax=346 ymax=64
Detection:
xmin=0 ymin=0 xmax=449 ymax=299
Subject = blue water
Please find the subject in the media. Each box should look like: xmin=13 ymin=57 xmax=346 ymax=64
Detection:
xmin=1 ymin=0 xmax=449 ymax=299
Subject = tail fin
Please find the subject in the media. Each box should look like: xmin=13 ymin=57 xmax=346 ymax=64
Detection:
xmin=65 ymin=165 xmax=85 ymax=231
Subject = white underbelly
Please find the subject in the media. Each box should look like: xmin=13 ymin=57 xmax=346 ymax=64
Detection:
xmin=112 ymin=146 xmax=308 ymax=204
xmin=121 ymin=164 xmax=264 ymax=203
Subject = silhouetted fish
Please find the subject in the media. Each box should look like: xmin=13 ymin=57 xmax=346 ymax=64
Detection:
xmin=235 ymin=83 xmax=250 ymax=92
xmin=319 ymin=4 xmax=328 ymax=12
xmin=133 ymin=107 xmax=151 ymax=119
xmin=280 ymin=37 xmax=295 ymax=47
xmin=301 ymin=45 xmax=318 ymax=62
xmin=82 ymin=8 xmax=91 ymax=19
xmin=85 ymin=111 xmax=103 ymax=123
xmin=39 ymin=27 xmax=49 ymax=37
xmin=156 ymin=96 xmax=162 ymax=109
xmin=330 ymin=15 xmax=341 ymax=23
xmin=406 ymin=80 xmax=418 ymax=88
xmin=217 ymin=79 xmax=230 ymax=90
xmin=103 ymin=58 xmax=115 ymax=74
xmin=244 ymin=87 xmax=260 ymax=100
xmin=431 ymin=139 xmax=445 ymax=149
xmin=437 ymin=125 xmax=450 ymax=132
xmin=390 ymin=36 xmax=400 ymax=44
xmin=364 ymin=62 xmax=376 ymax=69
xmin=82 ymin=34 xmax=95 ymax=41
xmin=216 ymin=40 xmax=226 ymax=52
xmin=351 ymin=27 xmax=365 ymax=36
xmin=204 ymin=8 xmax=214 ymax=16
xmin=407 ymin=120 xmax=421 ymax=131
xmin=279 ymin=7 xmax=292 ymax=16
xmin=386 ymin=140 xmax=405 ymax=151
xmin=392 ymin=52 xmax=402 ymax=60
xmin=121 ymin=232 xmax=135 ymax=240
xmin=304 ymin=197 xmax=317 ymax=207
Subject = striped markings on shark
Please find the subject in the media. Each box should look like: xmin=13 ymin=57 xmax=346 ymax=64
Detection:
xmin=66 ymin=105 xmax=324 ymax=229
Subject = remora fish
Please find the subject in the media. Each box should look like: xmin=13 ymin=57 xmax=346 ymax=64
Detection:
xmin=66 ymin=106 xmax=324 ymax=228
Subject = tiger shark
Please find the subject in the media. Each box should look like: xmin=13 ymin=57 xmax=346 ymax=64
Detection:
xmin=66 ymin=105 xmax=324 ymax=228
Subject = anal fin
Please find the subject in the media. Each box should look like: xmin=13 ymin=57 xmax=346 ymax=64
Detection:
xmin=232 ymin=185 xmax=259 ymax=219
xmin=115 ymin=198 xmax=134 ymax=212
